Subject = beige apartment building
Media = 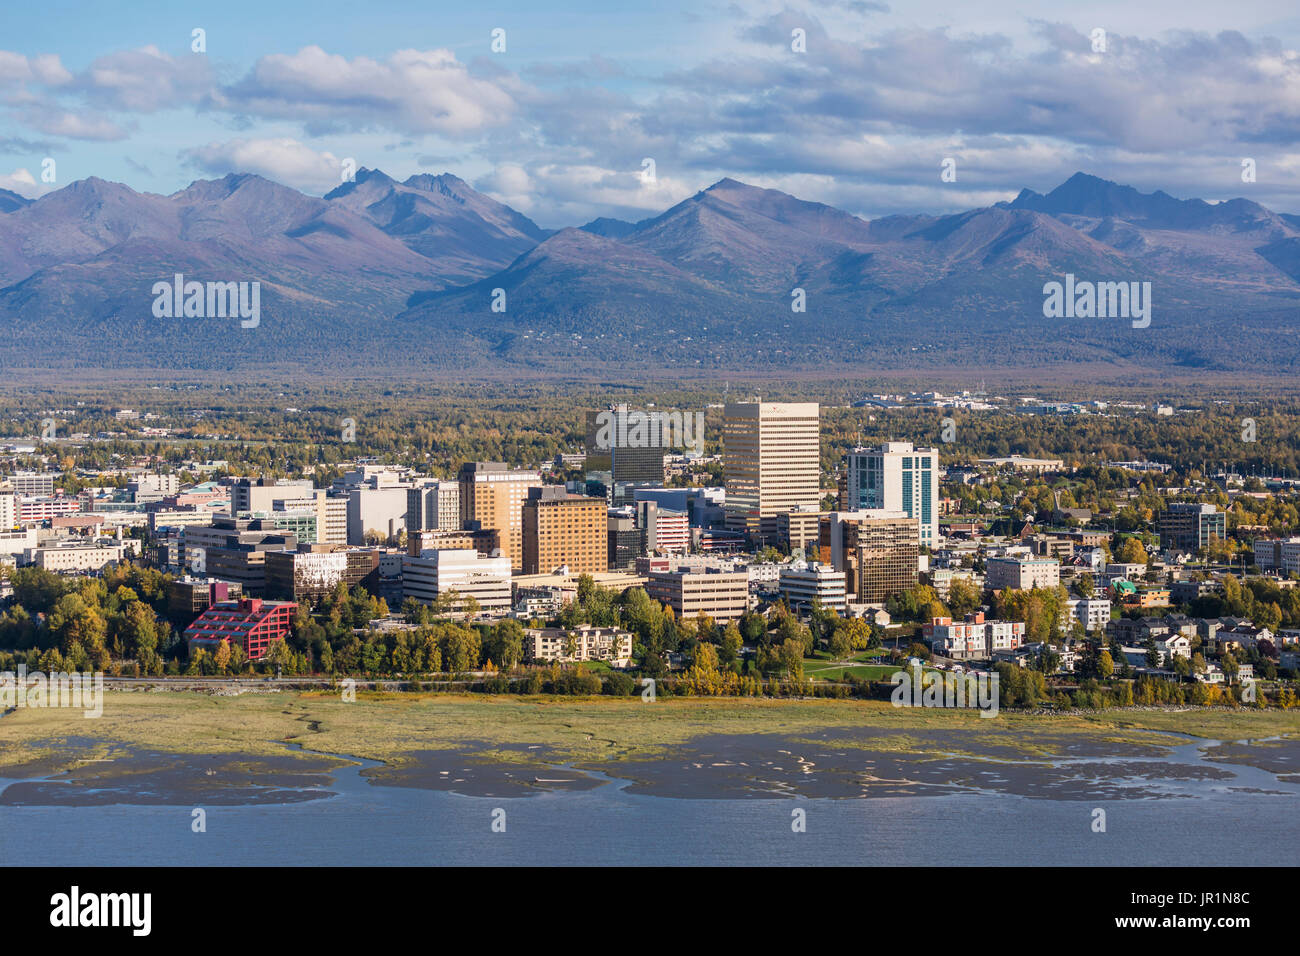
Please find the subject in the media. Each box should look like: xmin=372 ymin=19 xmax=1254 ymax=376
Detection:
xmin=985 ymin=556 xmax=1061 ymax=591
xmin=646 ymin=568 xmax=750 ymax=623
xmin=723 ymin=401 xmax=820 ymax=541
xmin=522 ymin=488 xmax=608 ymax=575
xmin=523 ymin=624 xmax=633 ymax=667
xmin=457 ymin=462 xmax=542 ymax=571
xmin=31 ymin=542 xmax=127 ymax=573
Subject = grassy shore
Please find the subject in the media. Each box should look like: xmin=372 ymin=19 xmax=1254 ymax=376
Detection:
xmin=2 ymin=691 xmax=1297 ymax=779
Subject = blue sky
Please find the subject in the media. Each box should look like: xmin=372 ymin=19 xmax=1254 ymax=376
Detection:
xmin=3 ymin=0 xmax=1300 ymax=226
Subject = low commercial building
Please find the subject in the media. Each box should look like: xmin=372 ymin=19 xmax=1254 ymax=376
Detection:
xmin=30 ymin=542 xmax=126 ymax=573
xmin=147 ymin=508 xmax=216 ymax=535
xmin=924 ymin=612 xmax=1026 ymax=660
xmin=777 ymin=508 xmax=822 ymax=553
xmin=264 ymin=546 xmax=381 ymax=603
xmin=637 ymin=500 xmax=689 ymax=555
xmin=1159 ymin=503 xmax=1226 ymax=552
xmin=401 ymin=548 xmax=512 ymax=615
xmin=646 ymin=568 xmax=749 ymax=623
xmin=607 ymin=508 xmax=642 ymax=570
xmin=169 ymin=578 xmax=243 ymax=623
xmin=407 ymin=528 xmax=499 ymax=557
xmin=19 ymin=496 xmax=80 ymax=522
xmin=778 ymin=564 xmax=847 ymax=614
xmin=0 ymin=527 xmax=38 ymax=560
xmin=183 ymin=597 xmax=297 ymax=661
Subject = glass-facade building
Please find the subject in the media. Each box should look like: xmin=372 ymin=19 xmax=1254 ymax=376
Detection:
xmin=843 ymin=442 xmax=938 ymax=546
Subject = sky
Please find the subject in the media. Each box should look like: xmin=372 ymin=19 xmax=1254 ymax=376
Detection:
xmin=2 ymin=0 xmax=1299 ymax=227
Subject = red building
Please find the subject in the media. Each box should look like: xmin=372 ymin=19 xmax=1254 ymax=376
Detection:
xmin=183 ymin=597 xmax=297 ymax=661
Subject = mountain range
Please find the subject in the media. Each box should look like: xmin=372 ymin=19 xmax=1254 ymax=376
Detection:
xmin=2 ymin=169 xmax=1298 ymax=377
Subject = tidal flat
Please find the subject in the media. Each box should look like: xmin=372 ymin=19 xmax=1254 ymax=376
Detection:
xmin=1 ymin=692 xmax=1297 ymax=805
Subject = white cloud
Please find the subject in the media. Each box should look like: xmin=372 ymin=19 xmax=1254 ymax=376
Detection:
xmin=19 ymin=109 xmax=129 ymax=141
xmin=218 ymin=46 xmax=517 ymax=136
xmin=0 ymin=50 xmax=71 ymax=86
xmin=184 ymin=137 xmax=348 ymax=193
xmin=79 ymin=45 xmax=212 ymax=111
xmin=479 ymin=161 xmax=694 ymax=225
xmin=0 ymin=166 xmax=50 ymax=199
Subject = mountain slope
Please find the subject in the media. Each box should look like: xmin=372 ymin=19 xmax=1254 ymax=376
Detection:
xmin=3 ymin=170 xmax=1300 ymax=375
xmin=324 ymin=168 xmax=549 ymax=283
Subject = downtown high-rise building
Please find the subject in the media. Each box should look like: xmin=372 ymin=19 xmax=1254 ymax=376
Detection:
xmin=457 ymin=462 xmax=542 ymax=571
xmin=407 ymin=479 xmax=460 ymax=532
xmin=585 ymin=404 xmax=669 ymax=502
xmin=843 ymin=442 xmax=939 ymax=547
xmin=722 ymin=401 xmax=821 ymax=540
xmin=522 ymin=487 xmax=609 ymax=575
xmin=823 ymin=510 xmax=920 ymax=603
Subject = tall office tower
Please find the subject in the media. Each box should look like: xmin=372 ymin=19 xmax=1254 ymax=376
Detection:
xmin=722 ymin=401 xmax=821 ymax=541
xmin=1159 ymin=503 xmax=1226 ymax=552
xmin=843 ymin=442 xmax=939 ymax=547
xmin=825 ymin=511 xmax=920 ymax=603
xmin=407 ymin=479 xmax=461 ymax=532
xmin=585 ymin=404 xmax=669 ymax=499
xmin=457 ymin=462 xmax=542 ymax=571
xmin=522 ymin=487 xmax=609 ymax=575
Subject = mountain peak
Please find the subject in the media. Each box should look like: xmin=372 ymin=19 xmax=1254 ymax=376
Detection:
xmin=323 ymin=166 xmax=395 ymax=200
xmin=403 ymin=172 xmax=467 ymax=193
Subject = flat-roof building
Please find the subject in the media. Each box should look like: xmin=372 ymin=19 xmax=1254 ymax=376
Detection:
xmin=723 ymin=401 xmax=820 ymax=542
xmin=458 ymin=462 xmax=542 ymax=571
xmin=523 ymin=487 xmax=608 ymax=575
xmin=646 ymin=568 xmax=749 ymax=623
xmin=402 ymin=548 xmax=512 ymax=615
xmin=184 ymin=597 xmax=297 ymax=661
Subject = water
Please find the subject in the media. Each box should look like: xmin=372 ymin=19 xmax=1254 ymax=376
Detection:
xmin=2 ymin=737 xmax=1296 ymax=866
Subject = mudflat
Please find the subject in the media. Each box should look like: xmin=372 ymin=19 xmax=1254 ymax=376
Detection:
xmin=1 ymin=692 xmax=1296 ymax=805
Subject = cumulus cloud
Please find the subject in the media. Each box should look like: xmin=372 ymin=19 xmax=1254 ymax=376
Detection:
xmin=18 ymin=108 xmax=129 ymax=141
xmin=216 ymin=46 xmax=518 ymax=136
xmin=0 ymin=166 xmax=50 ymax=198
xmin=0 ymin=51 xmax=71 ymax=87
xmin=183 ymin=137 xmax=348 ymax=193
xmin=76 ymin=45 xmax=214 ymax=112
xmin=662 ymin=22 xmax=1300 ymax=155
xmin=478 ymin=161 xmax=693 ymax=224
